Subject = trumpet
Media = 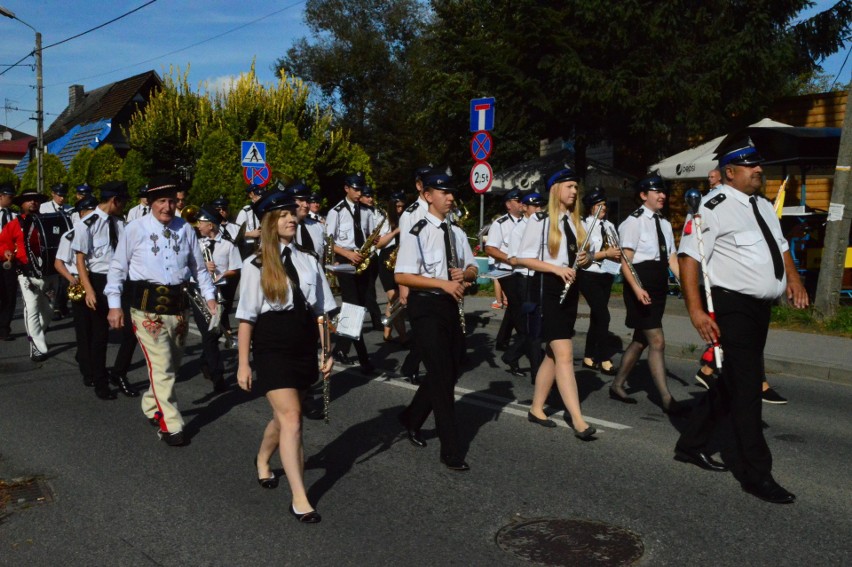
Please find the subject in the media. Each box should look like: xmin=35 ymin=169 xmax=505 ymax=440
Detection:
xmin=381 ymin=298 xmax=405 ymax=327
xmin=68 ymin=281 xmax=86 ymax=302
xmin=604 ymin=224 xmax=643 ymax=289
xmin=182 ymin=204 xmax=201 ymax=227
xmin=203 ymin=244 xmax=227 ymax=304
xmin=354 ymin=213 xmax=385 ymax=275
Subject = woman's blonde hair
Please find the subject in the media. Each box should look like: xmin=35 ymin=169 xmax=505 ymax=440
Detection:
xmin=547 ymin=181 xmax=586 ymax=259
xmin=258 ymin=209 xmax=291 ymax=304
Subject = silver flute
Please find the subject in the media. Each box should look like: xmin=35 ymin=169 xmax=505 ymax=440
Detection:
xmin=559 ymin=204 xmax=603 ymax=304
xmin=603 ymin=224 xmax=643 ymax=290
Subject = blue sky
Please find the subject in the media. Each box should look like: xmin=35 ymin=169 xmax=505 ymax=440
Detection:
xmin=1 ymin=0 xmax=850 ymax=137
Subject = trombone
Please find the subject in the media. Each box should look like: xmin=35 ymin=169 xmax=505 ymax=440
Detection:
xmin=381 ymin=298 xmax=405 ymax=327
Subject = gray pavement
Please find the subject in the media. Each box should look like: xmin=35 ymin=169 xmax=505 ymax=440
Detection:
xmin=1 ymin=288 xmax=851 ymax=566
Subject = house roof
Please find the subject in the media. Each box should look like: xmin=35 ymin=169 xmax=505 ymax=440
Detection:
xmin=0 ymin=137 xmax=34 ymax=155
xmin=0 ymin=124 xmax=32 ymax=140
xmin=44 ymin=70 xmax=160 ymax=143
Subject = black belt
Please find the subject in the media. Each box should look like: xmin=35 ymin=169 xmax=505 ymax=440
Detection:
xmin=129 ymin=281 xmax=187 ymax=315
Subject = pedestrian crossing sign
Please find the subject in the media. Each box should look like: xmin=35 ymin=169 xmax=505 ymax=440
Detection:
xmin=241 ymin=141 xmax=266 ymax=167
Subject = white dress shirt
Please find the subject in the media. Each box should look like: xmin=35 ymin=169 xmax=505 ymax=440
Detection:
xmin=507 ymin=215 xmax=530 ymax=276
xmin=200 ymin=232 xmax=242 ymax=281
xmin=295 ymin=217 xmax=326 ymax=258
xmin=126 ymin=203 xmax=150 ymax=222
xmin=485 ymin=213 xmax=521 ymax=270
xmin=71 ymin=208 xmax=125 ymax=275
xmin=617 ymin=205 xmax=675 ymax=264
xmin=55 ymin=229 xmax=78 ymax=276
xmin=516 ymin=211 xmax=579 ymax=267
xmin=326 ymin=197 xmax=375 ymax=250
xmin=395 ymin=212 xmax=476 ymax=283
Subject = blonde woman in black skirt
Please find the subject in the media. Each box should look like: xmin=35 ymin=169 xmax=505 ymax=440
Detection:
xmin=516 ymin=168 xmax=595 ymax=440
xmin=609 ymin=175 xmax=683 ymax=414
xmin=236 ymin=191 xmax=336 ymax=523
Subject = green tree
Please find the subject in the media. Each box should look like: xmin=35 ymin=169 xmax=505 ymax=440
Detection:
xmin=65 ymin=147 xmax=94 ymax=191
xmin=20 ymin=153 xmax=66 ymax=193
xmin=192 ymin=129 xmax=244 ymax=206
xmin=120 ymin=149 xmax=151 ymax=205
xmin=86 ymin=144 xmax=123 ymax=188
xmin=0 ymin=167 xmax=18 ymax=188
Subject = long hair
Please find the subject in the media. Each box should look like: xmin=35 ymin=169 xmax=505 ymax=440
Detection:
xmin=258 ymin=209 xmax=290 ymax=304
xmin=546 ymin=183 xmax=586 ymax=259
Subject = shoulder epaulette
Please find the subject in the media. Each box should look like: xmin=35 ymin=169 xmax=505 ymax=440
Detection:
xmin=333 ymin=202 xmax=346 ymax=212
xmin=496 ymin=214 xmax=510 ymax=224
xmin=64 ymin=230 xmax=75 ymax=241
xmin=705 ymin=194 xmax=727 ymax=210
xmin=242 ymin=204 xmax=252 ymax=212
xmin=294 ymin=242 xmax=318 ymax=260
xmin=251 ymin=256 xmax=262 ymax=269
xmin=405 ymin=202 xmax=419 ymax=214
xmin=534 ymin=211 xmax=547 ymax=220
xmin=630 ymin=208 xmax=643 ymax=218
xmin=410 ymin=218 xmax=427 ymax=235
xmin=83 ymin=215 xmax=98 ymax=227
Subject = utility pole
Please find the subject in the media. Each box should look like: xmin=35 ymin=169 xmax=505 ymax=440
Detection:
xmin=814 ymin=84 xmax=852 ymax=320
xmin=35 ymin=31 xmax=43 ymax=195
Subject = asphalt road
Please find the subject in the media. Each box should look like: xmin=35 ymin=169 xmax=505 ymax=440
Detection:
xmin=1 ymin=304 xmax=850 ymax=566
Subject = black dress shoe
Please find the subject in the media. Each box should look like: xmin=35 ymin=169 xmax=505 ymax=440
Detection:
xmin=663 ymin=399 xmax=689 ymax=416
xmin=599 ymin=363 xmax=618 ymax=376
xmin=360 ymin=363 xmax=376 ymax=376
xmin=440 ymin=456 xmax=470 ymax=471
xmin=581 ymin=360 xmax=599 ymax=370
xmin=495 ymin=342 xmax=509 ymax=352
xmin=742 ymin=477 xmax=796 ymax=504
xmin=333 ymin=351 xmax=354 ymax=365
xmin=109 ymin=371 xmax=139 ymax=398
xmin=82 ymin=376 xmax=95 ymax=388
xmin=212 ymin=377 xmax=228 ymax=393
xmin=255 ymin=457 xmax=279 ymax=489
xmin=674 ymin=447 xmax=728 ymax=472
xmin=506 ymin=363 xmax=526 ymax=377
xmin=574 ymin=426 xmax=597 ymax=440
xmin=398 ymin=413 xmax=427 ymax=448
xmin=95 ymin=388 xmax=117 ymax=400
xmin=160 ymin=431 xmax=186 ymax=446
xmin=290 ymin=504 xmax=321 ymax=523
xmin=405 ymin=372 xmax=422 ymax=385
xmin=527 ymin=411 xmax=557 ymax=428
xmin=608 ymin=388 xmax=638 ymax=404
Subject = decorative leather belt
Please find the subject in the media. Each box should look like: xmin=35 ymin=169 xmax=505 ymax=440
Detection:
xmin=129 ymin=281 xmax=187 ymax=315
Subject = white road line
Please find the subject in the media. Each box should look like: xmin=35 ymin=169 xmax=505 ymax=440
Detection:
xmin=371 ymin=374 xmax=631 ymax=431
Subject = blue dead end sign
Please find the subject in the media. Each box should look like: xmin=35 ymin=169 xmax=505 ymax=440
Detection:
xmin=469 ymin=97 xmax=495 ymax=132
xmin=470 ymin=131 xmax=493 ymax=162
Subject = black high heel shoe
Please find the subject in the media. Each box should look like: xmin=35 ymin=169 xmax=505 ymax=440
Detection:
xmin=608 ymin=388 xmax=638 ymax=405
xmin=290 ymin=504 xmax=322 ymax=523
xmin=255 ymin=457 xmax=278 ymax=489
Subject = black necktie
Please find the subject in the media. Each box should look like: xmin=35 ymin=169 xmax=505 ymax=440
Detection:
xmin=1 ymin=209 xmax=8 ymax=229
xmin=108 ymin=217 xmax=118 ymax=251
xmin=352 ymin=204 xmax=364 ymax=247
xmin=142 ymin=206 xmax=148 ymax=216
xmin=750 ymin=196 xmax=784 ymax=280
xmin=562 ymin=216 xmax=577 ymax=266
xmin=300 ymin=223 xmax=315 ymax=252
xmin=441 ymin=222 xmax=453 ymax=278
xmin=654 ymin=214 xmax=668 ymax=269
xmin=282 ymin=247 xmax=307 ymax=313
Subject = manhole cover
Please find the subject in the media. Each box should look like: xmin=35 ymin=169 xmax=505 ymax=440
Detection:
xmin=0 ymin=477 xmax=54 ymax=521
xmin=496 ymin=517 xmax=644 ymax=566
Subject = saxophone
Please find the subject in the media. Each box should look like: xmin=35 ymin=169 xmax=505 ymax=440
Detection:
xmin=354 ymin=212 xmax=385 ymax=275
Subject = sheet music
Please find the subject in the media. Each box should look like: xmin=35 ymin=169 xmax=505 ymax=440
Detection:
xmin=481 ymin=269 xmax=513 ymax=279
xmin=335 ymin=302 xmax=366 ymax=339
xmin=208 ymin=309 xmax=222 ymax=332
xmin=601 ymin=259 xmax=622 ymax=276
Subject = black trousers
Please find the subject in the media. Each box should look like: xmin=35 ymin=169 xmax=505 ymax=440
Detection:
xmin=364 ymin=259 xmax=383 ymax=328
xmin=579 ymin=270 xmax=614 ymax=361
xmin=400 ymin=317 xmax=422 ymax=376
xmin=190 ymin=288 xmax=224 ymax=380
xmin=0 ymin=267 xmax=17 ymax=335
xmin=677 ymin=288 xmax=774 ymax=485
xmin=334 ymin=268 xmax=370 ymax=365
xmin=402 ymin=292 xmax=465 ymax=460
xmin=219 ymin=275 xmax=239 ymax=333
xmin=495 ymin=274 xmax=515 ymax=347
xmin=71 ymin=294 xmax=92 ymax=382
xmin=85 ymin=273 xmax=112 ymax=392
xmin=111 ymin=286 xmax=138 ymax=376
xmin=502 ymin=274 xmax=537 ymax=370
xmin=52 ymin=276 xmax=69 ymax=316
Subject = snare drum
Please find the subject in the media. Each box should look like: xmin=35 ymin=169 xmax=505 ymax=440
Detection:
xmin=27 ymin=213 xmax=72 ymax=278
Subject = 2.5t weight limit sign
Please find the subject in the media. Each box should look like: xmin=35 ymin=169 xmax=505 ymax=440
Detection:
xmin=470 ymin=161 xmax=493 ymax=194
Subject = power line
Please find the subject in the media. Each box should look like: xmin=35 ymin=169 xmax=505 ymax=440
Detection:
xmin=45 ymin=0 xmax=306 ymax=87
xmin=828 ymin=44 xmax=851 ymax=89
xmin=0 ymin=52 xmax=33 ymax=79
xmin=42 ymin=0 xmax=158 ymax=50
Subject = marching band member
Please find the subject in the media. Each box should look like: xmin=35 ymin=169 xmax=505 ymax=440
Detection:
xmin=212 ymin=196 xmax=240 ymax=241
xmin=376 ymin=191 xmax=406 ymax=343
xmin=395 ymin=171 xmax=478 ymax=471
xmin=325 ymin=173 xmax=375 ymax=373
xmin=307 ymin=192 xmax=324 ymax=223
xmin=505 ymin=191 xmax=546 ymax=382
xmin=40 ymin=183 xmax=72 ymax=215
xmin=609 ymin=175 xmax=683 ymax=413
xmin=54 ymin=196 xmax=97 ymax=388
xmin=0 ymin=189 xmax=53 ymax=362
xmin=194 ymin=205 xmax=242 ymax=392
xmin=125 ymin=184 xmax=150 ymax=222
xmin=578 ymin=187 xmax=621 ymax=377
xmin=675 ymin=142 xmax=807 ymax=503
xmin=70 ymin=184 xmax=93 ymax=225
xmin=0 ymin=183 xmax=18 ymax=341
xmin=486 ymin=188 xmax=524 ymax=373
xmin=106 ymin=175 xmax=217 ymax=446
xmin=395 ymin=165 xmax=434 ymax=384
xmin=235 ymin=184 xmax=265 ymax=258
xmin=236 ymin=190 xmax=336 ymax=523
xmin=516 ymin=167 xmax=596 ymax=440
xmin=72 ymin=181 xmax=136 ymax=400
xmin=290 ymin=182 xmax=325 ymax=258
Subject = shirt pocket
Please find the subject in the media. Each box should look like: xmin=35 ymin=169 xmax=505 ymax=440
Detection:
xmin=734 ymin=230 xmax=767 ymax=265
xmin=92 ymin=234 xmax=110 ymax=258
xmin=337 ymin=229 xmax=350 ymax=242
xmin=422 ymin=249 xmax=443 ymax=277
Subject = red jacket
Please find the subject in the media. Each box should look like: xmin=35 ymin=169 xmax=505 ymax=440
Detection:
xmin=0 ymin=215 xmax=37 ymax=266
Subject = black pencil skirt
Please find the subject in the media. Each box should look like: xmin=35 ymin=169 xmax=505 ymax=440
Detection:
xmin=251 ymin=309 xmax=319 ymax=394
xmin=541 ymin=272 xmax=580 ymax=342
xmin=623 ymin=260 xmax=668 ymax=330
